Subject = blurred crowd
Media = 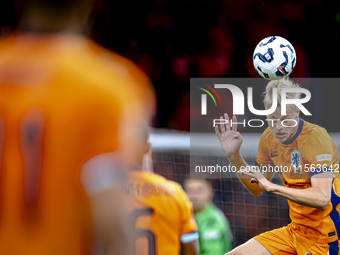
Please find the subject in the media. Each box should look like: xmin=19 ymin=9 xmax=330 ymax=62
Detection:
xmin=1 ymin=0 xmax=340 ymax=131
xmin=90 ymin=0 xmax=339 ymax=130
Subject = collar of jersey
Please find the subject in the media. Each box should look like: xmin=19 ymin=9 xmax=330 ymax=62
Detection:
xmin=196 ymin=203 xmax=214 ymax=218
xmin=281 ymin=117 xmax=304 ymax=145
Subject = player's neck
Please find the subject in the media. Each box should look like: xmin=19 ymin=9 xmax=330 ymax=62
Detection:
xmin=193 ymin=208 xmax=202 ymax=214
xmin=283 ymin=118 xmax=301 ymax=143
xmin=194 ymin=204 xmax=210 ymax=214
xmin=19 ymin=15 xmax=87 ymax=35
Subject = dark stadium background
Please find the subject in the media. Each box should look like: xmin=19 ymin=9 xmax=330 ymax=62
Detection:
xmin=1 ymin=0 xmax=340 ymax=131
xmin=1 ymin=0 xmax=339 ymax=248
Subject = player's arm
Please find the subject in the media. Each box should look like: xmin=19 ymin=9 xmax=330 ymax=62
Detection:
xmin=241 ymin=135 xmax=335 ymax=210
xmin=181 ymin=239 xmax=199 ymax=255
xmin=82 ymin=154 xmax=133 ymax=255
xmin=90 ymin=188 xmax=133 ymax=255
xmin=176 ymin=185 xmax=199 ymax=255
xmin=215 ymin=114 xmax=275 ymax=196
xmin=248 ymin=171 xmax=333 ymax=210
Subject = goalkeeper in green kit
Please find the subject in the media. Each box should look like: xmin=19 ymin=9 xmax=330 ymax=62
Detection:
xmin=185 ymin=179 xmax=233 ymax=254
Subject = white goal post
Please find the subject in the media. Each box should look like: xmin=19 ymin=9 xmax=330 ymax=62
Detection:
xmin=150 ymin=129 xmax=340 ymax=157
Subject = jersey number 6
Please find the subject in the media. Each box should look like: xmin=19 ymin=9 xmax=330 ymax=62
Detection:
xmin=128 ymin=208 xmax=156 ymax=255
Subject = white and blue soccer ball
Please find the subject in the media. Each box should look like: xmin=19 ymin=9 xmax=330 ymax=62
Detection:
xmin=253 ymin=36 xmax=296 ymax=80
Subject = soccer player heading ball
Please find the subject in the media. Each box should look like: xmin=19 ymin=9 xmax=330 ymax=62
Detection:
xmin=215 ymin=78 xmax=340 ymax=255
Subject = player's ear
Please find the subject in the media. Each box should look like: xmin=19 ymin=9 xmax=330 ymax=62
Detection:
xmin=208 ymin=183 xmax=214 ymax=200
xmin=295 ymin=107 xmax=300 ymax=118
xmin=145 ymin=142 xmax=151 ymax=154
xmin=210 ymin=188 xmax=214 ymax=200
xmin=142 ymin=143 xmax=153 ymax=172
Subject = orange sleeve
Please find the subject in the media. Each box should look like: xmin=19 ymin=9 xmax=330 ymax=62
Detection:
xmin=76 ymin=93 xmax=125 ymax=192
xmin=303 ymin=130 xmax=335 ymax=177
xmin=175 ymin=184 xmax=197 ymax=236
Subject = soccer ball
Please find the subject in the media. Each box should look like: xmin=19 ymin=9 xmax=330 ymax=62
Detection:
xmin=253 ymin=36 xmax=296 ymax=80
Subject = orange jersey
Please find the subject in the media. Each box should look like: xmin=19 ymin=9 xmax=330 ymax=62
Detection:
xmin=0 ymin=33 xmax=154 ymax=254
xmin=126 ymin=171 xmax=198 ymax=255
xmin=256 ymin=118 xmax=340 ymax=243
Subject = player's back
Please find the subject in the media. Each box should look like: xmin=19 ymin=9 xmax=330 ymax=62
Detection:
xmin=0 ymin=33 xmax=148 ymax=254
xmin=126 ymin=171 xmax=197 ymax=255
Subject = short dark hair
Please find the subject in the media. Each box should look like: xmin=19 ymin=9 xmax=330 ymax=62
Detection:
xmin=184 ymin=178 xmax=213 ymax=189
xmin=22 ymin=0 xmax=92 ymax=17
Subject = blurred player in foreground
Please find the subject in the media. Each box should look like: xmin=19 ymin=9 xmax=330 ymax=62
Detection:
xmin=0 ymin=0 xmax=155 ymax=254
xmin=126 ymin=127 xmax=199 ymax=255
xmin=185 ymin=178 xmax=233 ymax=255
xmin=215 ymin=78 xmax=340 ymax=255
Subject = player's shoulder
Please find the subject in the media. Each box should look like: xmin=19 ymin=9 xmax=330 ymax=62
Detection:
xmin=81 ymin=152 xmax=125 ymax=195
xmin=54 ymin=37 xmax=149 ymax=106
xmin=198 ymin=204 xmax=226 ymax=227
xmin=0 ymin=34 xmax=16 ymax=53
xmin=131 ymin=171 xmax=167 ymax=183
xmin=0 ymin=34 xmax=125 ymax=91
xmin=63 ymin=38 xmax=155 ymax=111
xmin=133 ymin=171 xmax=183 ymax=192
xmin=297 ymin=120 xmax=337 ymax=158
xmin=260 ymin=126 xmax=275 ymax=142
xmin=129 ymin=171 xmax=186 ymax=205
xmin=83 ymin=40 xmax=153 ymax=91
xmin=302 ymin=120 xmax=329 ymax=136
xmin=58 ymin=38 xmax=136 ymax=84
xmin=207 ymin=204 xmax=226 ymax=221
xmin=85 ymin=40 xmax=139 ymax=76
xmin=300 ymin=120 xmax=332 ymax=143
xmin=93 ymin=45 xmax=156 ymax=112
xmin=262 ymin=127 xmax=273 ymax=136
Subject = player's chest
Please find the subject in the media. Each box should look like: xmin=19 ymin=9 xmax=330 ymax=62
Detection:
xmin=269 ymin=144 xmax=310 ymax=179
